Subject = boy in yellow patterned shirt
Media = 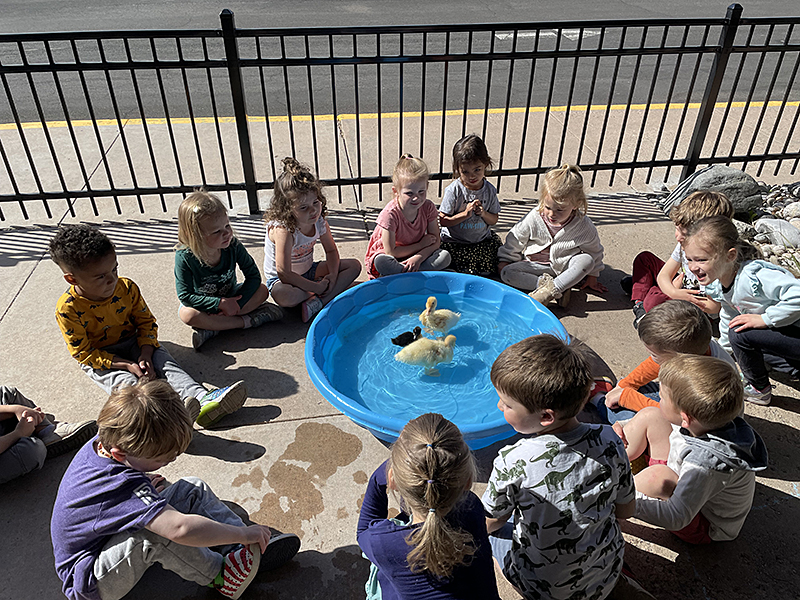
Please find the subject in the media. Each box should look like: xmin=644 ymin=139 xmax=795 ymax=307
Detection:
xmin=49 ymin=224 xmax=247 ymax=428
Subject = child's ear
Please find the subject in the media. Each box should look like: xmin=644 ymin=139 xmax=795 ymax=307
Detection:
xmin=391 ymin=185 xmax=398 ymax=197
xmin=680 ymin=411 xmax=693 ymax=429
xmin=726 ymin=247 xmax=738 ymax=262
xmin=540 ymin=409 xmax=557 ymax=427
xmin=63 ymin=272 xmax=78 ymax=286
xmin=386 ymin=467 xmax=396 ymax=491
xmin=109 ymin=447 xmax=128 ymax=463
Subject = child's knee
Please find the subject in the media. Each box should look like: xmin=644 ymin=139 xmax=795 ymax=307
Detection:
xmin=0 ymin=437 xmax=46 ymax=483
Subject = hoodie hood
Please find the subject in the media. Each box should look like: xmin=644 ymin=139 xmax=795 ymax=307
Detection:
xmin=680 ymin=417 xmax=769 ymax=473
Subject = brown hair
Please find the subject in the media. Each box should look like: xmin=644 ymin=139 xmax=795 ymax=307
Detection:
xmin=263 ymin=157 xmax=328 ymax=234
xmin=491 ymin=334 xmax=592 ymax=418
xmin=49 ymin=224 xmax=115 ymax=273
xmin=539 ymin=164 xmax=588 ymax=216
xmin=177 ymin=190 xmax=231 ymax=266
xmin=685 ymin=215 xmax=759 ymax=269
xmin=659 ymin=355 xmax=743 ymax=429
xmin=451 ymin=134 xmax=494 ymax=179
xmin=388 ymin=413 xmax=477 ymax=579
xmin=670 ymin=191 xmax=734 ymax=230
xmin=392 ymin=154 xmax=430 ymax=189
xmin=97 ymin=380 xmax=193 ymax=459
xmin=637 ymin=300 xmax=712 ymax=356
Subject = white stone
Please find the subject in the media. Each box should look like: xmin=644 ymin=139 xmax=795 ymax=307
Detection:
xmin=783 ymin=201 xmax=800 ymax=218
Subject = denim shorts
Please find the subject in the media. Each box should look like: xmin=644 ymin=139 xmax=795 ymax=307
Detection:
xmin=266 ymin=262 xmax=320 ymax=291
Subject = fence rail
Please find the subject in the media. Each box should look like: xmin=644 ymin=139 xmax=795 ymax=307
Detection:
xmin=0 ymin=3 xmax=798 ymax=222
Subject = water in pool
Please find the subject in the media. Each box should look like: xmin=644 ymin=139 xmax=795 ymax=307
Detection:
xmin=326 ymin=293 xmax=553 ymax=426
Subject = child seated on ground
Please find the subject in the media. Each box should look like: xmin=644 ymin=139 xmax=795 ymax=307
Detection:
xmin=438 ymin=134 xmax=502 ymax=275
xmin=365 ymin=154 xmax=451 ymax=279
xmin=51 ymin=380 xmax=300 ymax=600
xmin=357 ymin=412 xmax=500 ymax=600
xmin=598 ymin=300 xmax=736 ymax=424
xmin=483 ymin=335 xmax=635 ymax=600
xmin=175 ymin=190 xmax=283 ymax=350
xmin=613 ymin=355 xmax=768 ymax=543
xmin=1 ymin=385 xmax=96 ymax=485
xmin=263 ymin=158 xmax=362 ymax=323
xmin=624 ymin=190 xmax=732 ymax=328
xmin=498 ymin=164 xmax=605 ymax=307
xmin=49 ymin=224 xmax=246 ymax=428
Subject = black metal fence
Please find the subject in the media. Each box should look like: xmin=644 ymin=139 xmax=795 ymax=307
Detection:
xmin=0 ymin=4 xmax=798 ymax=221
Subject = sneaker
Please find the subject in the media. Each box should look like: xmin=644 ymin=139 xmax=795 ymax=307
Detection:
xmin=39 ymin=420 xmax=98 ymax=458
xmin=197 ymin=381 xmax=248 ymax=428
xmin=261 ymin=532 xmax=301 ymax=571
xmin=743 ymin=382 xmax=773 ymax=406
xmin=215 ymin=544 xmax=261 ymax=599
xmin=247 ymin=303 xmax=284 ymax=328
xmin=530 ymin=273 xmax=561 ymax=305
xmin=632 ymin=301 xmax=646 ymax=329
xmin=192 ymin=328 xmax=219 ymax=350
xmin=301 ymin=296 xmax=324 ymax=323
xmin=556 ymin=287 xmax=571 ymax=308
xmin=184 ymin=396 xmax=201 ymax=423
xmin=620 ymin=275 xmax=633 ymax=297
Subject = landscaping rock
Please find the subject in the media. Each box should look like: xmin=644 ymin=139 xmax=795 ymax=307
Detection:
xmin=657 ymin=165 xmax=764 ymax=216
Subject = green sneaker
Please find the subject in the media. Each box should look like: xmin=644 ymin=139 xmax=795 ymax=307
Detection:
xmin=196 ymin=381 xmax=247 ymax=428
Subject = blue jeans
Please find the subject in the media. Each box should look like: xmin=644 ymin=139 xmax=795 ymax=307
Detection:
xmin=729 ymin=324 xmax=800 ymax=389
xmin=593 ymin=383 xmax=660 ymax=425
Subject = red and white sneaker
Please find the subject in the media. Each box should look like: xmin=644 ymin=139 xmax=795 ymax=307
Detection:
xmin=216 ymin=544 xmax=261 ymax=599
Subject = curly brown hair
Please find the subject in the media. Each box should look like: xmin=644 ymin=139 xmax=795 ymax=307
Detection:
xmin=263 ymin=157 xmax=328 ymax=233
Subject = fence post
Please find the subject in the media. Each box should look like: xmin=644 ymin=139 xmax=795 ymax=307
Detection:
xmin=680 ymin=3 xmax=742 ymax=181
xmin=220 ymin=9 xmax=259 ymax=214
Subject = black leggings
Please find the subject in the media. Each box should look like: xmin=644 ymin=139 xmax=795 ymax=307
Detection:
xmin=729 ymin=323 xmax=800 ymax=388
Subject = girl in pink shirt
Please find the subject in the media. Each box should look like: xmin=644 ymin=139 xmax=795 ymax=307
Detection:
xmin=365 ymin=154 xmax=451 ymax=278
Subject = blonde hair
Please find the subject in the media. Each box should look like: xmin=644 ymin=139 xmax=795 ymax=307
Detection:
xmin=685 ymin=215 xmax=759 ymax=270
xmin=637 ymin=300 xmax=712 ymax=356
xmin=659 ymin=355 xmax=743 ymax=429
xmin=392 ymin=154 xmax=430 ymax=189
xmin=491 ymin=334 xmax=592 ymax=417
xmin=97 ymin=380 xmax=193 ymax=459
xmin=177 ymin=190 xmax=230 ymax=266
xmin=539 ymin=164 xmax=587 ymax=216
xmin=264 ymin=157 xmax=328 ymax=234
xmin=451 ymin=134 xmax=493 ymax=179
xmin=670 ymin=191 xmax=734 ymax=229
xmin=389 ymin=413 xmax=477 ymax=579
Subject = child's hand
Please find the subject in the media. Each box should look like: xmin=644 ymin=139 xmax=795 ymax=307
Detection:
xmin=674 ymin=288 xmax=706 ymax=306
xmin=730 ymin=313 xmax=767 ymax=332
xmin=421 ymin=234 xmax=437 ymax=248
xmin=470 ymin=200 xmax=483 ymax=216
xmin=148 ymin=473 xmax=168 ymax=493
xmin=403 ymin=255 xmax=425 ymax=272
xmin=580 ymin=275 xmax=607 ymax=293
xmin=218 ymin=296 xmax=242 ymax=317
xmin=612 ymin=422 xmax=628 ymax=448
xmin=497 ymin=261 xmax=509 ymax=274
xmin=605 ymin=386 xmax=623 ymax=409
xmin=14 ymin=411 xmax=38 ymax=437
xmin=138 ymin=346 xmax=156 ymax=381
xmin=314 ymin=278 xmax=331 ymax=296
xmin=319 ymin=274 xmax=337 ymax=298
xmin=241 ymin=524 xmax=272 ymax=553
xmin=11 ymin=404 xmax=44 ymax=423
xmin=126 ymin=361 xmax=146 ymax=379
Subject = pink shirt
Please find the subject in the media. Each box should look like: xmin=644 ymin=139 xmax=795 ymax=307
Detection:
xmin=365 ymin=199 xmax=439 ymax=278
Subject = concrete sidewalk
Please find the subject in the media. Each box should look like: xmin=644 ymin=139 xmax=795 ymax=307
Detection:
xmin=1 ymin=107 xmax=799 ymax=600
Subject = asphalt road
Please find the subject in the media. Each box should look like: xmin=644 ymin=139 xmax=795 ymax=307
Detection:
xmin=0 ymin=1 xmax=797 ymax=122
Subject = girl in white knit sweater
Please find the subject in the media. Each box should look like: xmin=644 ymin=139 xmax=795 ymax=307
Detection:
xmin=497 ymin=164 xmax=606 ymax=306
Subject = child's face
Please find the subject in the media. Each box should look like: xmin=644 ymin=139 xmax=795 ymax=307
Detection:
xmin=458 ymin=161 xmax=486 ymax=191
xmin=540 ymin=196 xmax=574 ymax=226
xmin=122 ymin=449 xmax=179 ymax=472
xmin=643 ymin=343 xmax=674 ymax=366
xmin=658 ymin=385 xmax=684 ymax=427
xmin=496 ymin=389 xmax=543 ymax=435
xmin=67 ymin=251 xmax=119 ymax=301
xmin=684 ymin=237 xmax=736 ymax=286
xmin=674 ymin=225 xmax=688 ymax=245
xmin=292 ymin=191 xmax=322 ymax=229
xmin=200 ymin=211 xmax=233 ymax=251
xmin=393 ymin=177 xmax=428 ymax=211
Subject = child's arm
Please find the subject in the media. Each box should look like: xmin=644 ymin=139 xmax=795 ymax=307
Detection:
xmin=318 ymin=226 xmax=341 ymax=295
xmin=272 ymin=227 xmax=329 ymax=296
xmin=174 ymin=252 xmax=226 ymax=314
xmin=497 ymin=213 xmax=535 ymax=271
xmin=356 ymin=462 xmax=390 ymax=537
xmin=0 ymin=408 xmax=44 ymax=454
xmin=656 ymin=258 xmax=707 ymax=306
xmin=403 ymin=219 xmax=441 ymax=271
xmin=733 ymin=266 xmax=800 ymax=331
xmin=485 ymin=514 xmax=511 ymax=534
xmin=231 ymin=239 xmax=263 ymax=310
xmin=146 ymin=505 xmax=271 ymax=552
xmin=604 ymin=357 xmax=660 ymax=410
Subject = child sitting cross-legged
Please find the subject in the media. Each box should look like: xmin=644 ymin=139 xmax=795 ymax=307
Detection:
xmin=597 ymin=299 xmax=736 ymax=424
xmin=49 ymin=224 xmax=246 ymax=428
xmin=483 ymin=335 xmax=635 ymax=600
xmin=613 ymin=354 xmax=768 ymax=543
xmin=51 ymin=380 xmax=300 ymax=600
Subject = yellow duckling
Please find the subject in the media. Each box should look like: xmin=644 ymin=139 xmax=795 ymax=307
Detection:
xmin=419 ymin=296 xmax=461 ymax=334
xmin=395 ymin=335 xmax=456 ymax=377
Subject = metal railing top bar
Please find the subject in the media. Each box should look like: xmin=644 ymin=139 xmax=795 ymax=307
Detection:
xmin=0 ymin=29 xmax=220 ymax=43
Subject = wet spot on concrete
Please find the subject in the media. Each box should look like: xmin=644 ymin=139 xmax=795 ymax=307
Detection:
xmin=353 ymin=470 xmax=368 ymax=484
xmin=331 ymin=547 xmax=367 ymax=578
xmin=232 ymin=466 xmax=266 ymax=490
xmin=357 ymin=492 xmax=365 ymax=511
xmin=252 ymin=423 xmax=363 ymax=538
xmin=337 ymin=507 xmax=348 ymax=520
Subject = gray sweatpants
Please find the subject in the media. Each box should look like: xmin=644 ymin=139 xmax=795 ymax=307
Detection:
xmin=0 ymin=386 xmax=47 ymax=484
xmin=94 ymin=476 xmax=246 ymax=600
xmin=373 ymin=248 xmax=452 ymax=276
xmin=500 ymin=254 xmax=596 ymax=293
xmin=81 ymin=338 xmax=207 ymax=401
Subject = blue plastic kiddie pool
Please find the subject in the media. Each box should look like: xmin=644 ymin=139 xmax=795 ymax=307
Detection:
xmin=304 ymin=272 xmax=567 ymax=449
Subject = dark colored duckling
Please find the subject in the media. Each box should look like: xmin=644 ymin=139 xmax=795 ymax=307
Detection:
xmin=391 ymin=326 xmax=422 ymax=347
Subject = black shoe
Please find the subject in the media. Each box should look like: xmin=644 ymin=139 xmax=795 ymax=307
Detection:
xmin=620 ymin=276 xmax=633 ymax=297
xmin=632 ymin=302 xmax=646 ymax=330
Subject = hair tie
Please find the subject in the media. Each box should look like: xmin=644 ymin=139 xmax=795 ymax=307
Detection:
xmin=428 ymin=508 xmax=436 ymax=514
xmin=426 ymin=479 xmax=434 ymax=484
xmin=426 ymin=443 xmax=433 ymax=448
